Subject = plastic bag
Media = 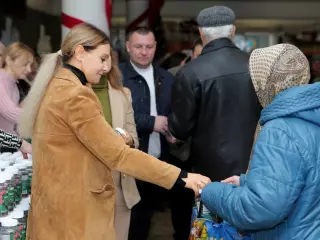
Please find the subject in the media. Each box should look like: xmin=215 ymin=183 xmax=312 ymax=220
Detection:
xmin=189 ymin=200 xmax=251 ymax=240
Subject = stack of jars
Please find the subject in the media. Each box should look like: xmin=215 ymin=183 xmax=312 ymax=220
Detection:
xmin=0 ymin=152 xmax=32 ymax=240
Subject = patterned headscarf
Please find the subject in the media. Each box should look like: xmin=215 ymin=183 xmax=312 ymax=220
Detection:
xmin=250 ymin=44 xmax=310 ymax=108
xmin=247 ymin=44 xmax=310 ymax=171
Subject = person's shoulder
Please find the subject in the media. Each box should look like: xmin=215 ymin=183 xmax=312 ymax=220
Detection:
xmin=168 ymin=66 xmax=182 ymax=76
xmin=174 ymin=58 xmax=199 ymax=79
xmin=122 ymin=87 xmax=132 ymax=100
xmin=154 ymin=65 xmax=174 ymax=79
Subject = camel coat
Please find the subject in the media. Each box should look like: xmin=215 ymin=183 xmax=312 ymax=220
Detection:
xmin=26 ymin=67 xmax=181 ymax=240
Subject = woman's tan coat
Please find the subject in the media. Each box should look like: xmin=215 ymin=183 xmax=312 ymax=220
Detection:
xmin=26 ymin=68 xmax=180 ymax=240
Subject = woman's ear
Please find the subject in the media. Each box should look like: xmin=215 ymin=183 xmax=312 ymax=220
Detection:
xmin=73 ymin=45 xmax=85 ymax=63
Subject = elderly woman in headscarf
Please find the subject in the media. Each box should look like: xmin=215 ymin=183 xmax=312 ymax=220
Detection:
xmin=201 ymin=44 xmax=320 ymax=239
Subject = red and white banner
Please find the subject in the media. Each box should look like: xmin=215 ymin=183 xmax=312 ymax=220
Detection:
xmin=126 ymin=0 xmax=165 ymax=32
xmin=61 ymin=0 xmax=112 ymax=39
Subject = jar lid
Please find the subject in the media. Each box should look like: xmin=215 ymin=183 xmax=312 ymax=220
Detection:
xmin=1 ymin=218 xmax=18 ymax=227
xmin=19 ymin=198 xmax=30 ymax=211
xmin=4 ymin=155 xmax=16 ymax=161
xmin=0 ymin=176 xmax=6 ymax=184
xmin=15 ymin=156 xmax=24 ymax=162
xmin=0 ymin=217 xmax=9 ymax=223
xmin=0 ymin=153 xmax=12 ymax=159
xmin=4 ymin=168 xmax=18 ymax=175
xmin=2 ymin=172 xmax=12 ymax=180
xmin=24 ymin=161 xmax=32 ymax=167
xmin=12 ymin=164 xmax=25 ymax=170
xmin=11 ymin=152 xmax=22 ymax=159
xmin=10 ymin=210 xmax=24 ymax=219
xmin=0 ymin=161 xmax=9 ymax=168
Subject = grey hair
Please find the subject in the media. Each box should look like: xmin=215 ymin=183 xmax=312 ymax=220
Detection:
xmin=201 ymin=25 xmax=234 ymax=41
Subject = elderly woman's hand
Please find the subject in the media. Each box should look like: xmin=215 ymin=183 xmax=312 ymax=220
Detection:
xmin=221 ymin=175 xmax=240 ymax=186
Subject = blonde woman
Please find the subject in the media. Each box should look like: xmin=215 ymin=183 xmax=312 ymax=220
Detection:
xmin=0 ymin=42 xmax=33 ymax=135
xmin=92 ymin=66 xmax=140 ymax=239
xmin=19 ymin=23 xmax=210 ymax=240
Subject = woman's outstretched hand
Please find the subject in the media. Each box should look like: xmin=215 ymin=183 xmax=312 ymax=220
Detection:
xmin=182 ymin=173 xmax=211 ymax=196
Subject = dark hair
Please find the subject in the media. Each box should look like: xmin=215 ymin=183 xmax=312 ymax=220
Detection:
xmin=127 ymin=27 xmax=155 ymax=40
xmin=192 ymin=38 xmax=203 ymax=53
xmin=161 ymin=52 xmax=188 ymax=70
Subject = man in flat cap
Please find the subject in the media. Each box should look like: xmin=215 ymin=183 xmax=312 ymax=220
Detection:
xmin=168 ymin=6 xmax=261 ymax=182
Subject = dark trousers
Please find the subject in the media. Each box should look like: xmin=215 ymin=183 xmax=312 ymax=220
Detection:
xmin=128 ymin=159 xmax=194 ymax=240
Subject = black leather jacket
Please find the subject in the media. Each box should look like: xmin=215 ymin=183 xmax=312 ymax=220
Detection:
xmin=168 ymin=38 xmax=261 ymax=181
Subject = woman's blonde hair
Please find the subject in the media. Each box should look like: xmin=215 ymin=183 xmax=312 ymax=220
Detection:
xmin=108 ymin=54 xmax=123 ymax=90
xmin=3 ymin=42 xmax=34 ymax=67
xmin=18 ymin=23 xmax=113 ymax=138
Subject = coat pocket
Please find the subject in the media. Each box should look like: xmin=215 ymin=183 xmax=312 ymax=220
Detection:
xmin=90 ymin=183 xmax=114 ymax=195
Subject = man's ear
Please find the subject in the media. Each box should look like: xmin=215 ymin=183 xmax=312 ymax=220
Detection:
xmin=231 ymin=25 xmax=236 ymax=39
xmin=126 ymin=41 xmax=130 ymax=53
xmin=199 ymin=27 xmax=205 ymax=45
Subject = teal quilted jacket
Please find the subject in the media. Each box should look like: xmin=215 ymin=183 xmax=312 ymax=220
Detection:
xmin=201 ymin=83 xmax=320 ymax=240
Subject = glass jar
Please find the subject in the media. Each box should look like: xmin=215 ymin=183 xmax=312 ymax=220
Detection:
xmin=0 ymin=162 xmax=9 ymax=172
xmin=10 ymin=152 xmax=22 ymax=161
xmin=4 ymin=168 xmax=20 ymax=207
xmin=13 ymin=164 xmax=28 ymax=199
xmin=13 ymin=165 xmax=25 ymax=204
xmin=0 ymin=176 xmax=8 ymax=217
xmin=0 ymin=153 xmax=12 ymax=161
xmin=2 ymin=172 xmax=15 ymax=212
xmin=24 ymin=162 xmax=32 ymax=196
xmin=0 ymin=218 xmax=18 ymax=240
xmin=10 ymin=210 xmax=25 ymax=240
xmin=15 ymin=161 xmax=32 ymax=196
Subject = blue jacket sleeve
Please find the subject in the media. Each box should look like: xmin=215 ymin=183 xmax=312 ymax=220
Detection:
xmin=201 ymin=125 xmax=305 ymax=230
xmin=134 ymin=113 xmax=155 ymax=134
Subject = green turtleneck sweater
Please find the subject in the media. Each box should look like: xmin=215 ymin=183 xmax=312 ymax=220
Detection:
xmin=92 ymin=76 xmax=112 ymax=125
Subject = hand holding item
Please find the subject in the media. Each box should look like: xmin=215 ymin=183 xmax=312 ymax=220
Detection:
xmin=165 ymin=130 xmax=177 ymax=144
xmin=115 ymin=128 xmax=134 ymax=147
xmin=221 ymin=175 xmax=240 ymax=186
xmin=182 ymin=173 xmax=211 ymax=197
xmin=154 ymin=116 xmax=168 ymax=135
xmin=19 ymin=139 xmax=32 ymax=155
xmin=166 ymin=135 xmax=177 ymax=144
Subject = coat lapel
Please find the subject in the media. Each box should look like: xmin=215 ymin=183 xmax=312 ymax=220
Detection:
xmin=108 ymin=82 xmax=124 ymax=129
